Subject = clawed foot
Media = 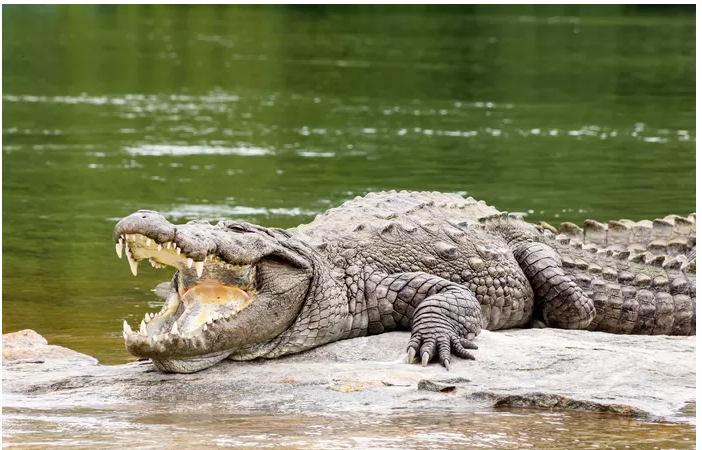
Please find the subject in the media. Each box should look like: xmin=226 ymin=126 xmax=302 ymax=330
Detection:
xmin=406 ymin=333 xmax=478 ymax=371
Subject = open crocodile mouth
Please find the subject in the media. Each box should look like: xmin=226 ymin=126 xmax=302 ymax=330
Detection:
xmin=116 ymin=233 xmax=255 ymax=355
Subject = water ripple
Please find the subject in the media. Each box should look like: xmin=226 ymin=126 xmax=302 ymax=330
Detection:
xmin=124 ymin=145 xmax=271 ymax=156
xmin=160 ymin=204 xmax=316 ymax=221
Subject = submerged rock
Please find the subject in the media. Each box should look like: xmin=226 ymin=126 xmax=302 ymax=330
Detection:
xmin=2 ymin=328 xmax=695 ymax=423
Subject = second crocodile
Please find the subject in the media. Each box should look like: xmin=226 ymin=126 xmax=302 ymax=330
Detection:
xmin=113 ymin=191 xmax=696 ymax=373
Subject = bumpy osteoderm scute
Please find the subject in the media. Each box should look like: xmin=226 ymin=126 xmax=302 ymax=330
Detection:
xmin=114 ymin=191 xmax=695 ymax=373
xmin=536 ymin=214 xmax=696 ymax=336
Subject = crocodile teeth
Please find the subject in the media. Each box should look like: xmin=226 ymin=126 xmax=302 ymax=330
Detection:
xmin=166 ymin=292 xmax=180 ymax=310
xmin=116 ymin=238 xmax=123 ymax=259
xmin=202 ymin=324 xmax=208 ymax=332
xmin=123 ymin=320 xmax=132 ymax=334
xmin=127 ymin=250 xmax=139 ymax=276
xmin=144 ymin=313 xmax=151 ymax=323
xmin=187 ymin=258 xmax=193 ymax=268
xmin=140 ymin=320 xmax=147 ymax=335
xmin=157 ymin=244 xmax=162 ymax=251
xmin=176 ymin=247 xmax=181 ymax=255
xmin=150 ymin=312 xmax=155 ymax=319
xmin=195 ymin=261 xmax=204 ymax=277
xmin=145 ymin=238 xmax=152 ymax=246
xmin=170 ymin=322 xmax=179 ymax=335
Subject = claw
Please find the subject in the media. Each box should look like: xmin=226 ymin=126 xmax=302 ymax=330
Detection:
xmin=407 ymin=347 xmax=416 ymax=364
xmin=461 ymin=339 xmax=479 ymax=350
xmin=443 ymin=359 xmax=451 ymax=371
xmin=421 ymin=352 xmax=430 ymax=367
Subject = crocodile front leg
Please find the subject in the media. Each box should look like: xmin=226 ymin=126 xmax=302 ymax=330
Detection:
xmin=512 ymin=242 xmax=596 ymax=329
xmin=364 ymin=271 xmax=482 ymax=370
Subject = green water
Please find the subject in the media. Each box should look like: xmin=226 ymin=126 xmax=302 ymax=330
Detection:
xmin=2 ymin=5 xmax=696 ymax=447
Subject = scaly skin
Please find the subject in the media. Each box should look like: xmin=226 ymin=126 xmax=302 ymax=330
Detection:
xmin=113 ymin=191 xmax=696 ymax=373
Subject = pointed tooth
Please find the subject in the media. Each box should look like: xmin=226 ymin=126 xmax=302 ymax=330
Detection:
xmin=149 ymin=312 xmax=155 ymax=319
xmin=157 ymin=244 xmax=162 ymax=251
xmin=146 ymin=238 xmax=152 ymax=246
xmin=140 ymin=320 xmax=147 ymax=335
xmin=195 ymin=261 xmax=204 ymax=277
xmin=127 ymin=252 xmax=139 ymax=276
xmin=116 ymin=239 xmax=123 ymax=259
xmin=144 ymin=312 xmax=151 ymax=323
xmin=176 ymin=247 xmax=181 ymax=255
xmin=123 ymin=320 xmax=132 ymax=334
xmin=203 ymin=324 xmax=208 ymax=332
xmin=187 ymin=258 xmax=193 ymax=268
xmin=171 ymin=322 xmax=179 ymax=335
xmin=167 ymin=293 xmax=180 ymax=310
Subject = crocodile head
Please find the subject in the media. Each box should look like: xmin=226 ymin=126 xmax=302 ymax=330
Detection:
xmin=113 ymin=210 xmax=313 ymax=373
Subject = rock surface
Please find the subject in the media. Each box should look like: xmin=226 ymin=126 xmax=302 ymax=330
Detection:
xmin=2 ymin=329 xmax=98 ymax=366
xmin=2 ymin=328 xmax=695 ymax=422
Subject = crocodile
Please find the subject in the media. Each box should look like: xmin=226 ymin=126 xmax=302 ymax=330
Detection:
xmin=113 ymin=191 xmax=696 ymax=373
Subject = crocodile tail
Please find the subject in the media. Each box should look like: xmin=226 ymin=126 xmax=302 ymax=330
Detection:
xmin=540 ymin=231 xmax=695 ymax=336
xmin=538 ymin=213 xmax=696 ymax=261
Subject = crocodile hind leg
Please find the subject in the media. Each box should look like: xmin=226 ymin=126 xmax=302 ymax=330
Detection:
xmin=364 ymin=271 xmax=482 ymax=369
xmin=512 ymin=242 xmax=596 ymax=329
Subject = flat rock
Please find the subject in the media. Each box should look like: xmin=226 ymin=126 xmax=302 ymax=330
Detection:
xmin=2 ymin=328 xmax=695 ymax=422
